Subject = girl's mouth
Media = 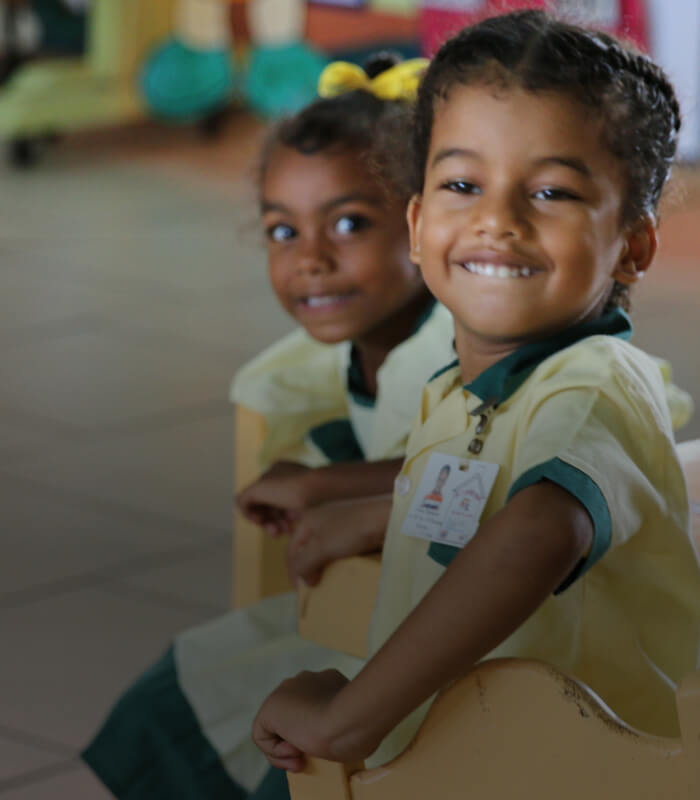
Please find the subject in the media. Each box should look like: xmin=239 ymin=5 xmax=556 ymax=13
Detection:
xmin=297 ymin=292 xmax=358 ymax=310
xmin=462 ymin=261 xmax=537 ymax=279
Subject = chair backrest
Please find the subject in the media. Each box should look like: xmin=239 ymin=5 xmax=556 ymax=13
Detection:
xmin=233 ymin=404 xmax=293 ymax=608
xmin=678 ymin=438 xmax=700 ymax=557
xmin=288 ymin=659 xmax=700 ymax=800
xmin=87 ymin=0 xmax=177 ymax=78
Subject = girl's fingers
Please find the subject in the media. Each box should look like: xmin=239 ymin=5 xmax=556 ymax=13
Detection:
xmin=272 ymin=739 xmax=303 ymax=758
xmin=255 ymin=732 xmax=306 ymax=771
xmin=268 ymin=754 xmax=306 ymax=772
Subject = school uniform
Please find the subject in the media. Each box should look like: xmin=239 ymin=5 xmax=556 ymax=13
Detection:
xmin=366 ymin=308 xmax=700 ymax=767
xmin=82 ymin=301 xmax=455 ymax=800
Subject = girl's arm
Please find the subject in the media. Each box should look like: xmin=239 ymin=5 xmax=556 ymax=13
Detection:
xmin=253 ymin=479 xmax=593 ymax=769
xmin=286 ymin=495 xmax=392 ymax=586
xmin=237 ymin=458 xmax=403 ymax=534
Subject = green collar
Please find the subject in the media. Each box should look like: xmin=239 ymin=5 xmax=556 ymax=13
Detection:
xmin=455 ymin=308 xmax=632 ymax=405
xmin=348 ymin=297 xmax=438 ymax=407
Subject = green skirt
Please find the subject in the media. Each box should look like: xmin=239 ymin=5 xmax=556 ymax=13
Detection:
xmin=82 ymin=593 xmax=362 ymax=799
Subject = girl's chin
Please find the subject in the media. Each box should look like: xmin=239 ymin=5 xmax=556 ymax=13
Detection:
xmin=298 ymin=321 xmax=360 ymax=345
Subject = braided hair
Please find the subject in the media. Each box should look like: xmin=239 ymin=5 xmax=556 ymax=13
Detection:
xmin=259 ymin=52 xmax=412 ymax=203
xmin=410 ymin=10 xmax=681 ymax=310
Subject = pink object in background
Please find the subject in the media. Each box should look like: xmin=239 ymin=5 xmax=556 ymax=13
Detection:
xmin=419 ymin=1 xmax=649 ymax=57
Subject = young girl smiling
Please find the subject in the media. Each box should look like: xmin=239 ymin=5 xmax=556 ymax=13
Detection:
xmin=83 ymin=55 xmax=456 ymax=800
xmin=252 ymin=10 xmax=700 ymax=774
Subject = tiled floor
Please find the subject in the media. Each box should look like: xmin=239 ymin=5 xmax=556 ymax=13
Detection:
xmin=0 ymin=114 xmax=698 ymax=798
xmin=0 ymin=115 xmax=293 ymax=798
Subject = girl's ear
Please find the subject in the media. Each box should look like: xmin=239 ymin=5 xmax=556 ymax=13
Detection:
xmin=407 ymin=194 xmax=423 ymax=264
xmin=613 ymin=214 xmax=658 ymax=286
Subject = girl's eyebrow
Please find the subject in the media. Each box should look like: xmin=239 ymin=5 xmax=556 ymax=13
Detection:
xmin=260 ymin=201 xmax=287 ymax=214
xmin=261 ymin=193 xmax=383 ymax=215
xmin=321 ymin=193 xmax=383 ymax=211
xmin=430 ymin=150 xmax=592 ymax=179
xmin=533 ymin=155 xmax=592 ymax=177
xmin=431 ymin=147 xmax=481 ymax=167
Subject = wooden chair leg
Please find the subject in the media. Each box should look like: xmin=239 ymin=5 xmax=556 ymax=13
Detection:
xmin=287 ymin=757 xmax=363 ymax=800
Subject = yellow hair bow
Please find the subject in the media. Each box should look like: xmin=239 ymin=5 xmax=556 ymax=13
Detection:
xmin=318 ymin=58 xmax=429 ymax=102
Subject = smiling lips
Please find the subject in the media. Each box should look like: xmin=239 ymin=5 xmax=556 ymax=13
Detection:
xmin=298 ymin=291 xmax=358 ymax=309
xmin=462 ymin=261 xmax=537 ymax=279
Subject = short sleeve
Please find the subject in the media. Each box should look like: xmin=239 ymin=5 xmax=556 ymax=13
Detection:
xmin=506 ymin=340 xmax=674 ymax=590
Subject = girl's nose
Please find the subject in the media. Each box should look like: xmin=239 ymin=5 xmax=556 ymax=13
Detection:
xmin=473 ymin=192 xmax=527 ymax=241
xmin=296 ymin=236 xmax=334 ymax=275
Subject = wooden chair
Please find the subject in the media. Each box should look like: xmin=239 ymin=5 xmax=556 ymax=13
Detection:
xmin=289 ymin=438 xmax=700 ymax=799
xmin=287 ymin=658 xmax=700 ymax=800
xmin=678 ymin=438 xmax=700 ymax=557
xmin=233 ymin=404 xmax=292 ymax=607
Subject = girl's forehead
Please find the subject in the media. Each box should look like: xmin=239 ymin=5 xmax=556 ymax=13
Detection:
xmin=262 ymin=145 xmax=396 ymax=213
xmin=264 ymin=146 xmax=371 ymax=196
xmin=428 ymin=84 xmax=614 ymax=173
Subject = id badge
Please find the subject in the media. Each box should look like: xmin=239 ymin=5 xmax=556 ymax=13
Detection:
xmin=401 ymin=452 xmax=499 ymax=548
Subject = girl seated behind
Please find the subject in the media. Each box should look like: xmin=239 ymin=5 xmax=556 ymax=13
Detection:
xmin=252 ymin=10 xmax=700 ymax=775
xmin=82 ymin=55 xmax=454 ymax=800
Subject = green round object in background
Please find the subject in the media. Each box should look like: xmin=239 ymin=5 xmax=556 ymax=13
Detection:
xmin=142 ymin=38 xmax=236 ymax=121
xmin=244 ymin=42 xmax=328 ymax=118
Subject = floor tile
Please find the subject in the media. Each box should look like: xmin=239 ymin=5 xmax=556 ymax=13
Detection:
xmin=0 ymin=588 xmax=212 ymax=749
xmin=105 ymin=540 xmax=233 ymax=614
xmin=7 ymin=412 xmax=234 ymax=531
xmin=0 ymin=735 xmax=68 ymax=784
xmin=0 ymin=760 xmax=112 ymax=799
xmin=0 ymin=477 xmax=225 ymax=603
xmin=0 ymin=420 xmax=75 ymax=466
xmin=0 ymin=326 xmax=236 ymax=431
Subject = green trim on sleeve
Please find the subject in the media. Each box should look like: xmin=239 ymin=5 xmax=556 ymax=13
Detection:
xmin=308 ymin=419 xmax=364 ymax=463
xmin=427 ymin=540 xmax=460 ymax=567
xmin=427 ymin=457 xmax=612 ymax=586
xmin=507 ymin=457 xmax=612 ymax=593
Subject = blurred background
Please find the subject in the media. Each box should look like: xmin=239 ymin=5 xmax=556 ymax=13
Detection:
xmin=0 ymin=1 xmax=698 ymax=796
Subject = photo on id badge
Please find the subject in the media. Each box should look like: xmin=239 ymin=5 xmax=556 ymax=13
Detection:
xmin=402 ymin=453 xmax=499 ymax=548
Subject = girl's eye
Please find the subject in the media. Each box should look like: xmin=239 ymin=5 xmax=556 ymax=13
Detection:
xmin=266 ymin=223 xmax=296 ymax=243
xmin=441 ymin=180 xmax=481 ymax=195
xmin=532 ymin=187 xmax=580 ymax=201
xmin=334 ymin=214 xmax=371 ymax=235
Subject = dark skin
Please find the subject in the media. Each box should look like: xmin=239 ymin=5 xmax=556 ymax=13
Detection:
xmin=251 ymin=85 xmax=656 ymax=772
xmin=238 ymin=144 xmax=434 ymax=533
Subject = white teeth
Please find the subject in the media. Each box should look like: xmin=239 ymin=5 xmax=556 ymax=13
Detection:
xmin=305 ymin=294 xmax=345 ymax=307
xmin=463 ymin=262 xmax=535 ymax=279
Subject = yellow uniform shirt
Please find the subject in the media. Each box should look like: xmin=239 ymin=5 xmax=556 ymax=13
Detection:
xmin=367 ymin=309 xmax=700 ymax=765
xmin=230 ymin=301 xmax=456 ymax=468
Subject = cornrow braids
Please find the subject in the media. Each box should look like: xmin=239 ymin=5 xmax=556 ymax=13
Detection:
xmin=409 ymin=9 xmax=682 ymax=310
xmin=413 ymin=9 xmax=681 ymax=223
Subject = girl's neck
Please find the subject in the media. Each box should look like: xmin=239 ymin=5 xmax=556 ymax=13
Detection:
xmin=353 ymin=288 xmax=434 ymax=398
xmin=454 ymin=297 xmax=611 ymax=385
xmin=454 ymin=326 xmax=522 ymax=386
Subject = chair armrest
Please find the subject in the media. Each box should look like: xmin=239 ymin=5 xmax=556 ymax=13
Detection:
xmin=233 ymin=404 xmax=293 ymax=607
xmin=678 ymin=438 xmax=700 ymax=556
xmin=297 ymin=554 xmax=382 ymax=658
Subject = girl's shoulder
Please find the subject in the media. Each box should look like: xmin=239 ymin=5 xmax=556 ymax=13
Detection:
xmin=527 ymin=335 xmax=678 ymax=435
xmin=230 ymin=328 xmax=346 ymax=414
xmin=534 ymin=335 xmax=661 ymax=391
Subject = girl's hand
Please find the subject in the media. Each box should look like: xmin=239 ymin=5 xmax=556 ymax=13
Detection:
xmin=236 ymin=461 xmax=312 ymax=535
xmin=286 ymin=496 xmax=391 ymax=586
xmin=252 ymin=669 xmax=350 ymax=771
